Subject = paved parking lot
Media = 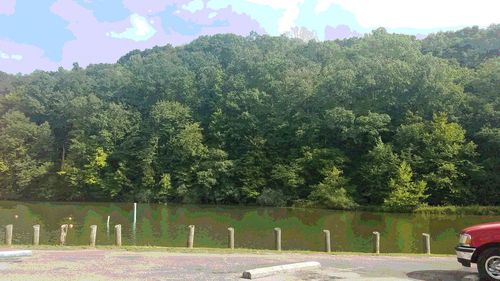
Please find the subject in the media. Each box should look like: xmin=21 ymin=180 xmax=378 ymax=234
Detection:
xmin=0 ymin=249 xmax=478 ymax=280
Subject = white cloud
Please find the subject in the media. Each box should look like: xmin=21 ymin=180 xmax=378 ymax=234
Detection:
xmin=110 ymin=14 xmax=156 ymax=42
xmin=0 ymin=50 xmax=23 ymax=61
xmin=315 ymin=0 xmax=333 ymax=14
xmin=315 ymin=0 xmax=499 ymax=29
xmin=10 ymin=54 xmax=23 ymax=60
xmin=0 ymin=0 xmax=16 ymax=16
xmin=246 ymin=0 xmax=304 ymax=33
xmin=208 ymin=12 xmax=217 ymax=19
xmin=182 ymin=0 xmax=204 ymax=13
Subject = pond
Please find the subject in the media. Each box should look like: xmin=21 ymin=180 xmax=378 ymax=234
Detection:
xmin=1 ymin=201 xmax=498 ymax=254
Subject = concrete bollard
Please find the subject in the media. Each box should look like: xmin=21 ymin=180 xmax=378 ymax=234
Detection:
xmin=0 ymin=250 xmax=32 ymax=258
xmin=60 ymin=224 xmax=68 ymax=245
xmin=372 ymin=231 xmax=380 ymax=254
xmin=107 ymin=216 xmax=110 ymax=236
xmin=90 ymin=225 xmax=97 ymax=247
xmin=323 ymin=230 xmax=331 ymax=253
xmin=5 ymin=224 xmax=13 ymax=246
xmin=242 ymin=261 xmax=321 ymax=279
xmin=422 ymin=233 xmax=431 ymax=255
xmin=228 ymin=227 xmax=235 ymax=249
xmin=33 ymin=225 xmax=40 ymax=246
xmin=187 ymin=225 xmax=195 ymax=248
xmin=115 ymin=224 xmax=122 ymax=247
xmin=274 ymin=227 xmax=282 ymax=251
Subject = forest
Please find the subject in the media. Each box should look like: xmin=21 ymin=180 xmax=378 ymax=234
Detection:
xmin=0 ymin=25 xmax=498 ymax=211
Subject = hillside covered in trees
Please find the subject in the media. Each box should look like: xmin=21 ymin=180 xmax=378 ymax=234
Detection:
xmin=0 ymin=25 xmax=498 ymax=210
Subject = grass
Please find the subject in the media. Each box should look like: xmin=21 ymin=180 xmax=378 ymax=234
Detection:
xmin=3 ymin=244 xmax=454 ymax=257
xmin=296 ymin=202 xmax=500 ymax=215
xmin=292 ymin=200 xmax=500 ymax=216
xmin=414 ymin=205 xmax=500 ymax=216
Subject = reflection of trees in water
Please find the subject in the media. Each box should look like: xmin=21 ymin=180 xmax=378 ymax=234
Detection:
xmin=0 ymin=201 xmax=499 ymax=254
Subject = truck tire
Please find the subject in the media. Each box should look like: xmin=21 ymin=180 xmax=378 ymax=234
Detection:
xmin=478 ymin=248 xmax=500 ymax=281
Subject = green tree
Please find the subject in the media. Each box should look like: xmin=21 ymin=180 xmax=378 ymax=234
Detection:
xmin=0 ymin=27 xmax=497 ymax=207
xmin=394 ymin=113 xmax=479 ymax=205
xmin=308 ymin=166 xmax=356 ymax=209
xmin=384 ymin=161 xmax=427 ymax=211
xmin=422 ymin=24 xmax=500 ymax=67
xmin=358 ymin=140 xmax=400 ymax=204
xmin=0 ymin=110 xmax=53 ymax=199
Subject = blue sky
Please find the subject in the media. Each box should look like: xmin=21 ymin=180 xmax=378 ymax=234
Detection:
xmin=0 ymin=0 xmax=498 ymax=73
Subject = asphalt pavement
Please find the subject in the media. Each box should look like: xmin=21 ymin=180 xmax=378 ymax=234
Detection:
xmin=0 ymin=249 xmax=479 ymax=281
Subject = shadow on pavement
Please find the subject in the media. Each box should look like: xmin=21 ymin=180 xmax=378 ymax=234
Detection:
xmin=407 ymin=270 xmax=476 ymax=281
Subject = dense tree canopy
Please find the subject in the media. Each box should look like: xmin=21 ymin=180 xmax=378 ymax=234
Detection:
xmin=0 ymin=25 xmax=498 ymax=210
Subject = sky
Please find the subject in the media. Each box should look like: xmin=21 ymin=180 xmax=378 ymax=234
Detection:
xmin=0 ymin=0 xmax=498 ymax=74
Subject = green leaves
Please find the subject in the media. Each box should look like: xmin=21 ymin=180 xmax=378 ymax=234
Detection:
xmin=308 ymin=166 xmax=356 ymax=210
xmin=422 ymin=24 xmax=500 ymax=67
xmin=358 ymin=140 xmax=400 ymax=204
xmin=394 ymin=113 xmax=479 ymax=204
xmin=0 ymin=26 xmax=497 ymax=208
xmin=325 ymin=107 xmax=391 ymax=149
xmin=0 ymin=110 xmax=53 ymax=198
xmin=383 ymin=161 xmax=428 ymax=212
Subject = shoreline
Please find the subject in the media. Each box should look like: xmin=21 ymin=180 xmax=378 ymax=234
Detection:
xmin=1 ymin=200 xmax=499 ymax=216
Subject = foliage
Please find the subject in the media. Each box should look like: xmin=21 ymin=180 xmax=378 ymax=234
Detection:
xmin=308 ymin=167 xmax=356 ymax=210
xmin=0 ymin=25 xmax=497 ymax=209
xmin=393 ymin=113 xmax=479 ymax=205
xmin=383 ymin=161 xmax=428 ymax=211
xmin=0 ymin=110 xmax=53 ymax=199
xmin=422 ymin=24 xmax=500 ymax=67
xmin=357 ymin=140 xmax=400 ymax=204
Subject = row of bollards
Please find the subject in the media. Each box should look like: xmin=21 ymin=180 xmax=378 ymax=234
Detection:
xmin=2 ymin=224 xmax=432 ymax=254
xmin=3 ymin=224 xmax=114 ymax=247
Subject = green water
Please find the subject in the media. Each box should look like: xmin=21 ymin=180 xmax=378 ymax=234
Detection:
xmin=0 ymin=201 xmax=498 ymax=254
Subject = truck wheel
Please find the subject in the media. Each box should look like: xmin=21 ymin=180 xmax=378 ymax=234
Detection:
xmin=478 ymin=248 xmax=500 ymax=281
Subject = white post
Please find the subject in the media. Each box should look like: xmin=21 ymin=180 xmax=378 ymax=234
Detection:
xmin=33 ymin=225 xmax=40 ymax=246
xmin=60 ymin=224 xmax=68 ymax=246
xmin=133 ymin=203 xmax=137 ymax=225
xmin=133 ymin=203 xmax=137 ymax=245
xmin=106 ymin=215 xmax=110 ymax=237
xmin=115 ymin=225 xmax=122 ymax=247
xmin=90 ymin=225 xmax=97 ymax=247
xmin=373 ymin=231 xmax=380 ymax=254
xmin=187 ymin=225 xmax=195 ymax=249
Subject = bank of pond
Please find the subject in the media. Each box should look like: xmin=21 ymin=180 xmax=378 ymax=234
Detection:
xmin=1 ymin=201 xmax=499 ymax=254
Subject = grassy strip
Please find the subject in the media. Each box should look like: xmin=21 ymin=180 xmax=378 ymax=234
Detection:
xmin=413 ymin=205 xmax=500 ymax=216
xmin=295 ymin=202 xmax=500 ymax=215
xmin=4 ymin=244 xmax=453 ymax=257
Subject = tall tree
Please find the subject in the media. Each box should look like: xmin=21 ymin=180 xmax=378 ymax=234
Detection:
xmin=0 ymin=110 xmax=53 ymax=199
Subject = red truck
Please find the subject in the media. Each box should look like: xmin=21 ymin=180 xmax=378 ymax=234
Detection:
xmin=456 ymin=222 xmax=500 ymax=280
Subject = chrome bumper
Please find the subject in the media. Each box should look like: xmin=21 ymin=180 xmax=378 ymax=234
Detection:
xmin=456 ymin=246 xmax=475 ymax=267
